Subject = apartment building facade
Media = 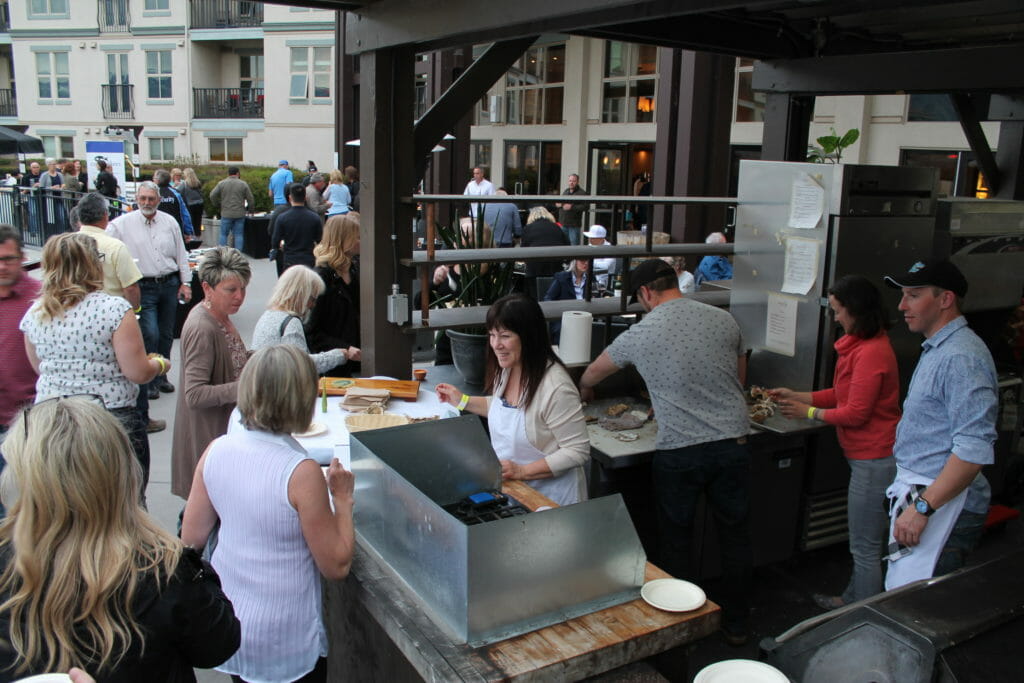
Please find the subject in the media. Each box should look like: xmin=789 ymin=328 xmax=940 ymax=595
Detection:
xmin=0 ymin=1 xmax=1000 ymax=201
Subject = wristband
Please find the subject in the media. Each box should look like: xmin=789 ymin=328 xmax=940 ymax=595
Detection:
xmin=155 ymin=357 xmax=168 ymax=375
xmin=457 ymin=393 xmax=470 ymax=411
xmin=134 ymin=305 xmax=142 ymax=313
xmin=807 ymin=406 xmax=816 ymax=420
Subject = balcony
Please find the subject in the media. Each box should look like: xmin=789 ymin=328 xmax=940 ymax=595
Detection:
xmin=101 ymin=84 xmax=134 ymax=120
xmin=0 ymin=88 xmax=16 ymax=117
xmin=98 ymin=0 xmax=130 ymax=33
xmin=193 ymin=88 xmax=264 ymax=119
xmin=190 ymin=0 xmax=263 ymax=29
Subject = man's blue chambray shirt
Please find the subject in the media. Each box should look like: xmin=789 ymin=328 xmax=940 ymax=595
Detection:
xmin=894 ymin=316 xmax=998 ymax=513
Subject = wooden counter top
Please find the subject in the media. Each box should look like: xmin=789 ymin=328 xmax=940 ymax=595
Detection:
xmin=324 ymin=479 xmax=720 ymax=682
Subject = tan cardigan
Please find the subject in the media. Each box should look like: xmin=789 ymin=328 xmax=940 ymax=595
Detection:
xmin=171 ymin=305 xmax=247 ymax=499
xmin=487 ymin=362 xmax=590 ymax=475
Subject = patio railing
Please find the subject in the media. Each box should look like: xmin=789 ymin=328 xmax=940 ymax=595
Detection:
xmin=193 ymin=87 xmax=264 ymax=118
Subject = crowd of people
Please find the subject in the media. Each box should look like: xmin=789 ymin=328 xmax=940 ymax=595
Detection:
xmin=0 ymin=159 xmax=1001 ymax=680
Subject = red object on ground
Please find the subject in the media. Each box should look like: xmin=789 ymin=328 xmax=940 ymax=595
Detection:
xmin=985 ymin=504 xmax=1020 ymax=529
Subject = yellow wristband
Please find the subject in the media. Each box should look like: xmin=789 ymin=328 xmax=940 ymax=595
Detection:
xmin=457 ymin=393 xmax=470 ymax=411
xmin=133 ymin=305 xmax=142 ymax=313
xmin=807 ymin=406 xmax=816 ymax=420
xmin=155 ymin=357 xmax=167 ymax=375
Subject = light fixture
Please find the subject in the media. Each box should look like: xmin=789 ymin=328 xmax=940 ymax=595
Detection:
xmin=179 ymin=129 xmax=186 ymax=135
xmin=431 ymin=144 xmax=446 ymax=153
xmin=442 ymin=133 xmax=456 ymax=140
xmin=637 ymin=96 xmax=654 ymax=113
xmin=345 ymin=139 xmax=360 ymax=147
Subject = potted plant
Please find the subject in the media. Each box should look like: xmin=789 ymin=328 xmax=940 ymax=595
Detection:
xmin=432 ymin=216 xmax=516 ymax=385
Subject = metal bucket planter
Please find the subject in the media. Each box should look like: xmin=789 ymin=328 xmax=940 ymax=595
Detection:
xmin=446 ymin=329 xmax=488 ymax=387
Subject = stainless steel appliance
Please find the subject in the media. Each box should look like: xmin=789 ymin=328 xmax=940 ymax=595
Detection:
xmin=349 ymin=415 xmax=648 ymax=646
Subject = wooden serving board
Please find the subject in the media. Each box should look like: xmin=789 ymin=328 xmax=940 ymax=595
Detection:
xmin=319 ymin=377 xmax=421 ymax=401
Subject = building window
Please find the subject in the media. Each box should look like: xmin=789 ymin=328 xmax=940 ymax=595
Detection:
xmin=209 ymin=137 xmax=243 ymax=162
xmin=146 ymin=50 xmax=172 ymax=99
xmin=907 ymin=94 xmax=958 ymax=122
xmin=240 ymin=55 xmax=264 ymax=90
xmin=470 ymin=141 xmax=492 ymax=179
xmin=504 ymin=140 xmax=561 ymax=195
xmin=145 ymin=0 xmax=169 ymax=9
xmin=36 ymin=52 xmax=70 ymax=101
xmin=289 ymin=47 xmax=331 ymax=101
xmin=734 ymin=58 xmax=765 ymax=123
xmin=149 ymin=137 xmax=174 ymax=162
xmin=414 ymin=73 xmax=428 ymax=120
xmin=29 ymin=0 xmax=69 ymax=17
xmin=601 ymin=41 xmax=657 ymax=123
xmin=505 ymin=43 xmax=565 ymax=125
xmin=41 ymin=135 xmax=74 ymax=160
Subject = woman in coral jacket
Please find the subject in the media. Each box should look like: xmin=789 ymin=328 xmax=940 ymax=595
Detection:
xmin=772 ymin=274 xmax=900 ymax=609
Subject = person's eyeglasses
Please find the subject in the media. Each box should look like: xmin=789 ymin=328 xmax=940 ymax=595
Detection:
xmin=23 ymin=394 xmax=105 ymax=439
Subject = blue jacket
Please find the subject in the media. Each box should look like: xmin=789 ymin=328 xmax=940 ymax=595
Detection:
xmin=543 ymin=270 xmax=590 ymax=302
xmin=694 ymin=255 xmax=732 ymax=286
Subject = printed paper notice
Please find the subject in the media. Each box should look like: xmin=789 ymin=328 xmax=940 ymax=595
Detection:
xmin=788 ymin=173 xmax=824 ymax=229
xmin=781 ymin=236 xmax=819 ymax=295
xmin=765 ymin=293 xmax=799 ymax=357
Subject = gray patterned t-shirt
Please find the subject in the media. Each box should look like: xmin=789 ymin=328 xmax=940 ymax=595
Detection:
xmin=20 ymin=290 xmax=136 ymax=409
xmin=607 ymin=297 xmax=747 ymax=449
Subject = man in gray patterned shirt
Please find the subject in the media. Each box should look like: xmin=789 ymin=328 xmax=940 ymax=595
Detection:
xmin=580 ymin=258 xmax=752 ymax=645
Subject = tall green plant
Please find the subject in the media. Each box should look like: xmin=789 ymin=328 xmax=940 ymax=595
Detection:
xmin=431 ymin=217 xmax=515 ymax=329
xmin=807 ymin=127 xmax=860 ymax=164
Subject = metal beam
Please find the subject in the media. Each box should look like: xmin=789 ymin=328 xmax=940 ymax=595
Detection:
xmin=753 ymin=45 xmax=1024 ymax=95
xmin=413 ymin=37 xmax=537 ymax=176
xmin=761 ymin=93 xmax=814 ymax=162
xmin=951 ymin=93 xmax=1002 ymax=195
xmin=995 ymin=122 xmax=1024 ymax=200
xmin=344 ymin=0 xmax=780 ymax=53
xmin=360 ymin=46 xmax=417 ymax=378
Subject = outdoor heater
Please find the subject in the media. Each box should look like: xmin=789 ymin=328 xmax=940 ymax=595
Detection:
xmin=349 ymin=415 xmax=647 ymax=646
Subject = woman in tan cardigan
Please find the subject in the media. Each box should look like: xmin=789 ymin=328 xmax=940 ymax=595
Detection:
xmin=171 ymin=247 xmax=252 ymax=500
xmin=436 ymin=294 xmax=590 ymax=505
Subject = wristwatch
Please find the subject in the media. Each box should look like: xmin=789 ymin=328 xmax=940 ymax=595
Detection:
xmin=915 ymin=495 xmax=936 ymax=517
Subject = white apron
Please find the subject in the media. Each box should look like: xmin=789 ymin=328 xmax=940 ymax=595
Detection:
xmin=488 ymin=395 xmax=584 ymax=506
xmin=884 ymin=466 xmax=967 ymax=590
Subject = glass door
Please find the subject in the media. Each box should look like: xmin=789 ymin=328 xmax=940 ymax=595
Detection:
xmin=106 ymin=52 xmax=130 ymax=114
xmin=589 ymin=143 xmax=627 ymax=232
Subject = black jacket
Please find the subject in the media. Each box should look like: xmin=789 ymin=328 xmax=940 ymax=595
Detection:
xmin=521 ymin=218 xmax=569 ymax=277
xmin=270 ymin=205 xmax=322 ymax=269
xmin=306 ymin=260 xmax=361 ymax=374
xmin=95 ymin=170 xmax=119 ymax=198
xmin=0 ymin=547 xmax=240 ymax=683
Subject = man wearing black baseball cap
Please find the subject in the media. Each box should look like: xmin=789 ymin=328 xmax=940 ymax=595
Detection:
xmin=881 ymin=258 xmax=997 ymax=589
xmin=580 ymin=258 xmax=752 ymax=645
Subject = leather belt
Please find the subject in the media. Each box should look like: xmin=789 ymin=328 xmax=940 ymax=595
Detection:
xmin=140 ymin=272 xmax=179 ymax=284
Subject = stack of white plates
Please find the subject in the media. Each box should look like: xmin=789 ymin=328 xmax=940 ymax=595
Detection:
xmin=695 ymin=659 xmax=789 ymax=682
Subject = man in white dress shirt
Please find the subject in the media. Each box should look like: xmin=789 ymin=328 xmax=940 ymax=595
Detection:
xmin=463 ymin=166 xmax=495 ymax=222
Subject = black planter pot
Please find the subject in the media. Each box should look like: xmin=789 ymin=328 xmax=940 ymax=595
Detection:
xmin=446 ymin=329 xmax=488 ymax=387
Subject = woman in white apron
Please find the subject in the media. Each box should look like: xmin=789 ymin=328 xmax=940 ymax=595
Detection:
xmin=436 ymin=294 xmax=590 ymax=506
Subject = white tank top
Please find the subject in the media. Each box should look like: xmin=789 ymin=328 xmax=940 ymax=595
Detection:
xmin=203 ymin=429 xmax=326 ymax=683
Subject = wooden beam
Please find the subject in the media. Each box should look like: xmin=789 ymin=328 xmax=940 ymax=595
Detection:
xmin=753 ymin=45 xmax=1024 ymax=95
xmin=360 ymin=46 xmax=416 ymax=378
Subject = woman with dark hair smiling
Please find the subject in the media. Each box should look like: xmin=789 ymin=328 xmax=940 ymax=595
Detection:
xmin=772 ymin=274 xmax=900 ymax=609
xmin=436 ymin=294 xmax=590 ymax=505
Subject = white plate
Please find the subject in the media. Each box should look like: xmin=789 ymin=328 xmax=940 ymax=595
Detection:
xmin=640 ymin=578 xmax=706 ymax=612
xmin=694 ymin=659 xmax=789 ymax=683
xmin=293 ymin=422 xmax=327 ymax=438
xmin=14 ymin=675 xmax=73 ymax=683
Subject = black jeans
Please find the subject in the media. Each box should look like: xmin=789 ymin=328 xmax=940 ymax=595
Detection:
xmin=231 ymin=657 xmax=326 ymax=683
xmin=652 ymin=438 xmax=753 ymax=631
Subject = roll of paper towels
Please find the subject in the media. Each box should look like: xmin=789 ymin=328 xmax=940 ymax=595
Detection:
xmin=559 ymin=310 xmax=592 ymax=364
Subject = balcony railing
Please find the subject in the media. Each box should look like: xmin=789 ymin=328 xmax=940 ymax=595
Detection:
xmin=0 ymin=88 xmax=15 ymax=117
xmin=190 ymin=0 xmax=263 ymax=29
xmin=101 ymin=83 xmax=134 ymax=120
xmin=193 ymin=88 xmax=264 ymax=119
xmin=98 ymin=0 xmax=130 ymax=33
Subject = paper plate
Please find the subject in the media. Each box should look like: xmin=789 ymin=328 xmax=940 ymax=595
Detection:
xmin=14 ymin=675 xmax=73 ymax=683
xmin=694 ymin=659 xmax=789 ymax=683
xmin=640 ymin=578 xmax=706 ymax=612
xmin=293 ymin=422 xmax=328 ymax=438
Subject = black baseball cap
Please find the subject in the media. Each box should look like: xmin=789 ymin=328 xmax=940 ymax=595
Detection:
xmin=883 ymin=259 xmax=968 ymax=298
xmin=628 ymin=259 xmax=676 ymax=303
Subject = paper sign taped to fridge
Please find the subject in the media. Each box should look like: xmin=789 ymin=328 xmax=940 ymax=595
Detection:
xmin=781 ymin=236 xmax=819 ymax=295
xmin=788 ymin=173 xmax=824 ymax=229
xmin=765 ymin=292 xmax=799 ymax=357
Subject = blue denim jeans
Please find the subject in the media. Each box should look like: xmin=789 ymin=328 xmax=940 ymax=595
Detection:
xmin=934 ymin=508 xmax=987 ymax=576
xmin=561 ymin=225 xmax=581 ymax=246
xmin=138 ymin=275 xmax=179 ymax=396
xmin=842 ymin=456 xmax=896 ymax=603
xmin=219 ymin=216 xmax=246 ymax=252
xmin=652 ymin=438 xmax=753 ymax=630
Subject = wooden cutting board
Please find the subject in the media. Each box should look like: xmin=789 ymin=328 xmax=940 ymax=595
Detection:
xmin=319 ymin=377 xmax=421 ymax=401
